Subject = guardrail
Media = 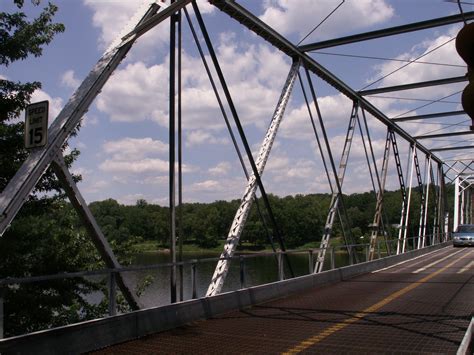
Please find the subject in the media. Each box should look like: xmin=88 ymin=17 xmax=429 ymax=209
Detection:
xmin=458 ymin=316 xmax=474 ymax=355
xmin=0 ymin=234 xmax=446 ymax=339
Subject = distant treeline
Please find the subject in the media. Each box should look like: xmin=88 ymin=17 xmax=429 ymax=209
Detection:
xmin=89 ymin=186 xmax=454 ymax=250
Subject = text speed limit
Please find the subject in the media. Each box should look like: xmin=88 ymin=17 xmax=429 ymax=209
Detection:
xmin=25 ymin=100 xmax=48 ymax=149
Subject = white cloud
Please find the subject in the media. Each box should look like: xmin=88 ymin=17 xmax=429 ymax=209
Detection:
xmin=100 ymin=157 xmax=169 ymax=173
xmin=102 ymin=137 xmax=167 ymax=160
xmin=260 ymin=0 xmax=394 ymax=40
xmin=269 ymin=156 xmax=317 ymax=182
xmin=266 ymin=155 xmax=290 ymax=171
xmin=208 ymin=161 xmax=231 ymax=176
xmin=81 ymin=114 xmax=99 ymax=127
xmin=96 ymin=61 xmax=168 ymax=123
xmin=99 ymin=137 xmax=169 ymax=173
xmin=363 ymin=27 xmax=467 ymax=141
xmin=191 ymin=179 xmax=219 ymax=191
xmin=61 ymin=70 xmax=80 ymax=90
xmin=83 ymin=179 xmax=110 ymax=194
xmin=142 ymin=175 xmax=168 ymax=185
xmin=367 ymin=26 xmax=465 ymax=97
xmin=83 ymin=0 xmax=214 ymax=58
xmin=186 ymin=130 xmax=228 ymax=147
xmin=280 ymin=93 xmax=354 ymax=140
xmin=83 ymin=0 xmax=165 ymax=51
xmin=187 ymin=177 xmax=245 ymax=201
xmin=95 ymin=40 xmax=291 ymax=133
xmin=98 ymin=137 xmax=197 ymax=175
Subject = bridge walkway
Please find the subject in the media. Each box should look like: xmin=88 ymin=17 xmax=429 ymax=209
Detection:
xmin=96 ymin=246 xmax=473 ymax=354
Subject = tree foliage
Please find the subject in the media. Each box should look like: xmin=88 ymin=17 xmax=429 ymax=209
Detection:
xmin=0 ymin=1 xmax=103 ymax=337
xmin=0 ymin=0 xmax=68 ymax=195
xmin=88 ymin=184 xmax=453 ymax=252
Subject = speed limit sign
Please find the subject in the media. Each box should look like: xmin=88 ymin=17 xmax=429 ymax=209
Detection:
xmin=25 ymin=100 xmax=48 ymax=149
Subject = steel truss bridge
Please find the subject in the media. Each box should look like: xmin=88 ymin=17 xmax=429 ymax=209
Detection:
xmin=0 ymin=0 xmax=473 ymax=353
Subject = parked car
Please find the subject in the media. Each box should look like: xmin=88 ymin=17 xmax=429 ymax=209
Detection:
xmin=452 ymin=224 xmax=474 ymax=247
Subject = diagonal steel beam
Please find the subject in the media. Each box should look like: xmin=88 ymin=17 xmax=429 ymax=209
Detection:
xmin=359 ymin=76 xmax=467 ymax=96
xmin=314 ymin=101 xmax=359 ymax=273
xmin=299 ymin=12 xmax=474 ymax=51
xmin=206 ymin=61 xmax=300 ymax=296
xmin=0 ymin=0 xmax=192 ymax=236
xmin=391 ymin=110 xmax=465 ymax=122
xmin=209 ymin=0 xmax=443 ymax=165
xmin=51 ymin=155 xmax=142 ymax=310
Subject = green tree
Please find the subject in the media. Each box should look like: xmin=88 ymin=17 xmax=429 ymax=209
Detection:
xmin=0 ymin=0 xmax=66 ymax=193
xmin=1 ymin=203 xmax=105 ymax=335
xmin=0 ymin=1 xmax=105 ymax=337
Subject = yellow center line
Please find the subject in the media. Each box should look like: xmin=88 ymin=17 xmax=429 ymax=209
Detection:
xmin=282 ymin=249 xmax=473 ymax=354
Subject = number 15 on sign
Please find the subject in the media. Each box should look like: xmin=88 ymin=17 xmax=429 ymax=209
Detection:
xmin=25 ymin=101 xmax=48 ymax=149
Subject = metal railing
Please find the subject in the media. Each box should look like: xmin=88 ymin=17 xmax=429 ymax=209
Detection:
xmin=0 ymin=234 xmax=447 ymax=339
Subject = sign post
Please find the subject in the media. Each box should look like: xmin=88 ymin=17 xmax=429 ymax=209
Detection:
xmin=25 ymin=100 xmax=48 ymax=149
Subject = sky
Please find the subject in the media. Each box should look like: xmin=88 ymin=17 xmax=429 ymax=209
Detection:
xmin=2 ymin=0 xmax=473 ymax=205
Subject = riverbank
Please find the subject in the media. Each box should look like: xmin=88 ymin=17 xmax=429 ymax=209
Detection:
xmin=132 ymin=238 xmax=345 ymax=255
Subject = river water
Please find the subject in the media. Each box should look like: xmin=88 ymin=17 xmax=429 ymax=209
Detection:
xmin=127 ymin=250 xmax=357 ymax=308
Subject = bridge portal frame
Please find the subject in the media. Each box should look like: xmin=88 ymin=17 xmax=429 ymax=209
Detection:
xmin=0 ymin=0 xmax=469 ymax=309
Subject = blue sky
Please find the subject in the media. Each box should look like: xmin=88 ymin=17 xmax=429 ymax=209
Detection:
xmin=2 ymin=0 xmax=472 ymax=205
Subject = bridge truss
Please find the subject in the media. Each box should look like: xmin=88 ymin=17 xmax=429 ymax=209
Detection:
xmin=1 ymin=0 xmax=473 ymax=308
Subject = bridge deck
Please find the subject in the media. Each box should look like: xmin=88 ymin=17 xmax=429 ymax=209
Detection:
xmin=95 ymin=246 xmax=473 ymax=354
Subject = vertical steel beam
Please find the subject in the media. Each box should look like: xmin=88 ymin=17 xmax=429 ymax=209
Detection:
xmin=454 ymin=176 xmax=460 ymax=232
xmin=0 ymin=1 xmax=190 ymax=236
xmin=419 ymin=155 xmax=432 ymax=249
xmin=205 ymin=61 xmax=300 ymax=296
xmin=50 ymin=155 xmax=142 ymax=310
xmin=108 ymin=272 xmax=117 ymax=316
xmin=177 ymin=9 xmax=184 ymax=303
xmin=389 ymin=131 xmax=407 ymax=254
xmin=467 ymin=187 xmax=470 ymax=223
xmin=397 ymin=144 xmax=415 ymax=254
xmin=169 ymin=7 xmax=177 ymax=304
xmin=369 ymin=129 xmax=391 ymax=260
xmin=431 ymin=164 xmax=440 ymax=245
xmin=461 ymin=179 xmax=465 ymax=226
xmin=413 ymin=151 xmax=426 ymax=249
xmin=439 ymin=164 xmax=449 ymax=241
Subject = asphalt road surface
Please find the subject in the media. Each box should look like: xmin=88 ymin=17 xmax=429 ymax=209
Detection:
xmin=95 ymin=246 xmax=474 ymax=354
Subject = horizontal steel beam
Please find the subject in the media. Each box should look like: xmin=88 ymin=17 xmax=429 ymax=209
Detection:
xmin=431 ymin=145 xmax=474 ymax=152
xmin=415 ymin=131 xmax=474 ymax=139
xmin=392 ymin=110 xmax=466 ymax=122
xmin=360 ymin=76 xmax=467 ymax=96
xmin=299 ymin=12 xmax=474 ymax=51
xmin=209 ymin=0 xmax=443 ymax=165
